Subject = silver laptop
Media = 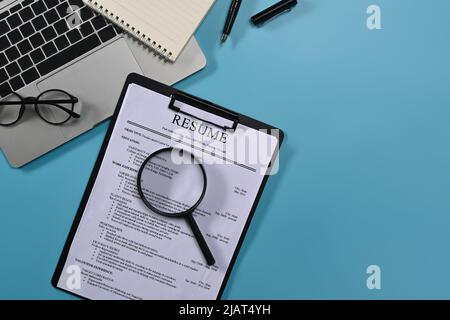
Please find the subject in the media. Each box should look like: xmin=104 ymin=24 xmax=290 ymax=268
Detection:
xmin=0 ymin=0 xmax=207 ymax=168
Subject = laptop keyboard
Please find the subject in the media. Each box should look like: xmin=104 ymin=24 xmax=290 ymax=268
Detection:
xmin=0 ymin=0 xmax=122 ymax=97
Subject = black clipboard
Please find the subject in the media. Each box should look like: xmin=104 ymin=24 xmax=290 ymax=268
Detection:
xmin=52 ymin=73 xmax=285 ymax=299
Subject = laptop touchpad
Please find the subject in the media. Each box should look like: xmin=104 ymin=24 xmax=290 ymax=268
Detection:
xmin=37 ymin=38 xmax=143 ymax=140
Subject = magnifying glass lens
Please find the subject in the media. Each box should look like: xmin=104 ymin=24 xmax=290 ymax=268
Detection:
xmin=140 ymin=149 xmax=205 ymax=216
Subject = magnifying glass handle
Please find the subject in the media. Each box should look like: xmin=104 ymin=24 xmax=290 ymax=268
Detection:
xmin=186 ymin=214 xmax=216 ymax=266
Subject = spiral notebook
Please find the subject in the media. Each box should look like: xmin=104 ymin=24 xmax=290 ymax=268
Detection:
xmin=83 ymin=0 xmax=215 ymax=62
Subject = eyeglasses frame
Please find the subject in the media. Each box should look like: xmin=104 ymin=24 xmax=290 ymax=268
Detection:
xmin=0 ymin=89 xmax=80 ymax=126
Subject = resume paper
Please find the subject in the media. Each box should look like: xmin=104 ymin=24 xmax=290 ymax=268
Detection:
xmin=56 ymin=84 xmax=278 ymax=299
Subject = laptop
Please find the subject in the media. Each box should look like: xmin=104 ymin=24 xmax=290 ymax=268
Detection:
xmin=0 ymin=0 xmax=207 ymax=168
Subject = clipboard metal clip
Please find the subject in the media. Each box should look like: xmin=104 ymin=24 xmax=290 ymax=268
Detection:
xmin=169 ymin=91 xmax=239 ymax=131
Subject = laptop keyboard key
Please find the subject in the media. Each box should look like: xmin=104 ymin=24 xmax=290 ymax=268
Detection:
xmin=0 ymin=10 xmax=9 ymax=20
xmin=54 ymin=19 xmax=69 ymax=35
xmin=0 ymin=68 xmax=7 ymax=83
xmin=80 ymin=6 xmax=94 ymax=21
xmin=42 ymin=41 xmax=57 ymax=56
xmin=19 ymin=22 xmax=35 ymax=38
xmin=30 ymin=48 xmax=45 ymax=64
xmin=68 ymin=0 xmax=84 ymax=7
xmin=0 ymin=11 xmax=9 ymax=20
xmin=6 ymin=62 xmax=20 ymax=77
xmin=0 ymin=53 xmax=7 ymax=68
xmin=22 ymin=0 xmax=35 ymax=6
xmin=80 ymin=21 xmax=94 ymax=37
xmin=32 ymin=1 xmax=47 ymax=16
xmin=0 ymin=83 xmax=12 ymax=97
xmin=32 ymin=16 xmax=47 ymax=31
xmin=56 ymin=3 xmax=70 ymax=18
xmin=44 ymin=9 xmax=59 ymax=24
xmin=67 ymin=28 xmax=81 ymax=43
xmin=10 ymin=75 xmax=25 ymax=91
xmin=18 ymin=55 xmax=33 ymax=70
xmin=44 ymin=0 xmax=60 ymax=9
xmin=54 ymin=35 xmax=69 ymax=50
xmin=0 ymin=35 xmax=10 ymax=50
xmin=17 ymin=39 xmax=33 ymax=55
xmin=91 ymin=15 xmax=106 ymax=30
xmin=98 ymin=25 xmax=116 ymax=43
xmin=66 ymin=12 xmax=82 ymax=29
xmin=7 ymin=29 xmax=22 ymax=45
xmin=22 ymin=67 xmax=40 ymax=84
xmin=19 ymin=6 xmax=34 ymax=21
xmin=5 ymin=46 xmax=20 ymax=61
xmin=113 ymin=25 xmax=123 ymax=35
xmin=42 ymin=26 xmax=57 ymax=41
xmin=37 ymin=33 xmax=101 ymax=76
xmin=30 ymin=33 xmax=45 ymax=47
xmin=0 ymin=20 xmax=10 ymax=36
xmin=10 ymin=4 xmax=22 ymax=14
xmin=7 ymin=14 xmax=22 ymax=29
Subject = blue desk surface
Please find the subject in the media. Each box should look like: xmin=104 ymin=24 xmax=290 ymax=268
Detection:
xmin=2 ymin=0 xmax=450 ymax=299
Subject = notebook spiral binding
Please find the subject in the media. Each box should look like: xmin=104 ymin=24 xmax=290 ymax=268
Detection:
xmin=85 ymin=0 xmax=173 ymax=61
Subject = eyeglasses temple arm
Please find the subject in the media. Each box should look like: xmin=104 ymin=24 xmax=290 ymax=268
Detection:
xmin=36 ymin=98 xmax=79 ymax=104
xmin=0 ymin=98 xmax=78 ymax=105
xmin=0 ymin=101 xmax=23 ymax=106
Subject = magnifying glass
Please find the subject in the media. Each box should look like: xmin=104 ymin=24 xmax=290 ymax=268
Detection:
xmin=137 ymin=147 xmax=216 ymax=266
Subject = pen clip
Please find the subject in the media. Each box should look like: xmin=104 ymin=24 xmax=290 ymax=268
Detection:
xmin=168 ymin=91 xmax=239 ymax=131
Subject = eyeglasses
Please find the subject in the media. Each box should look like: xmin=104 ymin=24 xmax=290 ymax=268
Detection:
xmin=0 ymin=89 xmax=80 ymax=126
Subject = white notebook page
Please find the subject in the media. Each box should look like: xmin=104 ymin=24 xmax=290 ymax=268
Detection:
xmin=84 ymin=0 xmax=215 ymax=61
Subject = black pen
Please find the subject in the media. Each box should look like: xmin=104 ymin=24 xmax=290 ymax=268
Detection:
xmin=221 ymin=0 xmax=242 ymax=43
xmin=251 ymin=0 xmax=298 ymax=26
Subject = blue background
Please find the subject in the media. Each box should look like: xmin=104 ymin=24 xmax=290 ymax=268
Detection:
xmin=1 ymin=0 xmax=450 ymax=299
